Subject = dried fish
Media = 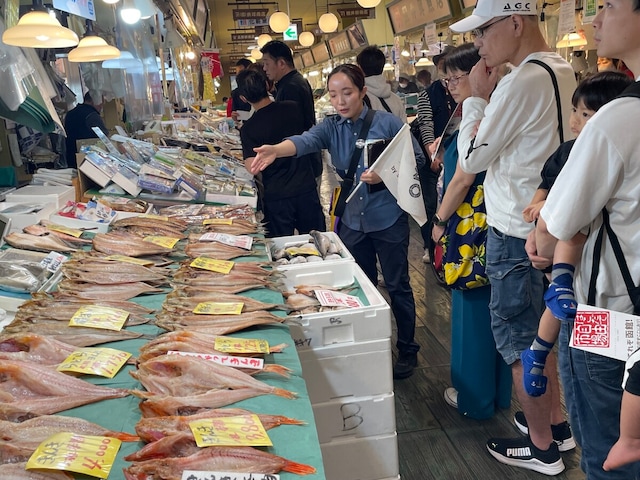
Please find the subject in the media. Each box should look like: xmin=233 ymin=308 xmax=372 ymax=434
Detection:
xmin=184 ymin=241 xmax=263 ymax=260
xmin=93 ymin=231 xmax=174 ymax=257
xmin=24 ymin=221 xmax=92 ymax=245
xmin=56 ymin=280 xmax=165 ymax=300
xmin=0 ymin=324 xmax=145 ymax=347
xmin=164 ymin=291 xmax=285 ymax=312
xmin=4 ymin=232 xmax=78 ymax=253
xmin=154 ymin=310 xmax=285 ymax=335
xmin=0 ymin=462 xmax=73 ymax=479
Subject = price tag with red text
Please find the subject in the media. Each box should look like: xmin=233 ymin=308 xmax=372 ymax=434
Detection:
xmin=193 ymin=302 xmax=244 ymax=315
xmin=57 ymin=348 xmax=131 ymax=378
xmin=314 ymin=289 xmax=364 ymax=308
xmin=189 ymin=415 xmax=272 ymax=447
xmin=143 ymin=235 xmax=180 ymax=248
xmin=167 ymin=350 xmax=264 ymax=370
xmin=198 ymin=232 xmax=253 ymax=250
xmin=214 ymin=336 xmax=270 ymax=354
xmin=26 ymin=433 xmax=121 ymax=479
xmin=190 ymin=257 xmax=234 ymax=274
xmin=69 ymin=306 xmax=129 ymax=331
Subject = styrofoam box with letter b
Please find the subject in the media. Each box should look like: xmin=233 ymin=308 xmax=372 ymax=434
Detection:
xmin=313 ymin=392 xmax=396 ymax=444
xmin=281 ymin=261 xmax=391 ymax=349
xmin=320 ymin=432 xmax=399 ymax=480
xmin=298 ymin=338 xmax=393 ymax=404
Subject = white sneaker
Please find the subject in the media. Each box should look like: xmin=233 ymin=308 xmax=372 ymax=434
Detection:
xmin=444 ymin=387 xmax=458 ymax=408
xmin=422 ymin=248 xmax=430 ymax=263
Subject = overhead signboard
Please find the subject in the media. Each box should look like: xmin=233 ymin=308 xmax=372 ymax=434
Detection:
xmin=302 ymin=50 xmax=315 ymax=68
xmin=194 ymin=0 xmax=208 ymax=42
xmin=237 ymin=18 xmax=269 ymax=27
xmin=53 ymin=0 xmax=95 ymax=20
xmin=233 ymin=8 xmax=269 ymax=20
xmin=294 ymin=54 xmax=304 ymax=70
xmin=231 ymin=33 xmax=258 ymax=42
xmin=346 ymin=21 xmax=368 ymax=49
xmin=337 ymin=7 xmax=376 ymax=18
xmin=387 ymin=0 xmax=453 ymax=35
xmin=328 ymin=31 xmax=352 ymax=57
xmin=311 ymin=41 xmax=330 ymax=63
xmin=283 ymin=23 xmax=298 ymax=41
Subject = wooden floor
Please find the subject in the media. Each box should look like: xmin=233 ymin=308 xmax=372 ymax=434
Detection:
xmin=388 ymin=220 xmax=585 ymax=480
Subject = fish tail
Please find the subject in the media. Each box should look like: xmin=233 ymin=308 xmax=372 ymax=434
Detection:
xmin=275 ymin=415 xmax=307 ymax=426
xmin=269 ymin=343 xmax=288 ymax=353
xmin=261 ymin=364 xmax=292 ymax=377
xmin=282 ymin=459 xmax=317 ymax=475
xmin=272 ymin=387 xmax=297 ymax=399
xmin=106 ymin=431 xmax=141 ymax=442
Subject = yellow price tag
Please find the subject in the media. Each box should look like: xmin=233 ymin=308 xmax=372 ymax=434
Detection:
xmin=203 ymin=218 xmax=233 ymax=225
xmin=190 ymin=257 xmax=234 ymax=274
xmin=193 ymin=302 xmax=244 ymax=315
xmin=190 ymin=414 xmax=272 ymax=447
xmin=140 ymin=214 xmax=169 ymax=221
xmin=69 ymin=306 xmax=129 ymax=331
xmin=57 ymin=348 xmax=131 ymax=378
xmin=47 ymin=224 xmax=84 ymax=238
xmin=214 ymin=336 xmax=270 ymax=354
xmin=27 ymin=433 xmax=121 ymax=479
xmin=285 ymin=245 xmax=320 ymax=257
xmin=143 ymin=236 xmax=180 ymax=248
xmin=105 ymin=255 xmax=154 ymax=266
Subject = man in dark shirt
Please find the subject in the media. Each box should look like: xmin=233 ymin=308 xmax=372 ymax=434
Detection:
xmin=260 ymin=40 xmax=322 ymax=179
xmin=64 ymin=92 xmax=108 ymax=168
xmin=237 ymin=69 xmax=324 ymax=238
xmin=227 ymin=58 xmax=252 ymax=120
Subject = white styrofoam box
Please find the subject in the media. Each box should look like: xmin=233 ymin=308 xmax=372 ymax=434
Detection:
xmin=205 ymin=192 xmax=258 ymax=208
xmin=298 ymin=338 xmax=393 ymax=404
xmin=313 ymin=392 xmax=396 ymax=444
xmin=112 ymin=203 xmax=155 ymax=220
xmin=268 ymin=231 xmax=354 ymax=269
xmin=281 ymin=262 xmax=391 ymax=349
xmin=0 ymin=202 xmax=57 ymax=233
xmin=6 ymin=185 xmax=76 ymax=209
xmin=320 ymin=432 xmax=399 ymax=480
xmin=50 ymin=208 xmax=118 ymax=234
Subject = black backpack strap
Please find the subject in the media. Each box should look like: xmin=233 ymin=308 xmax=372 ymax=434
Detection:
xmin=378 ymin=96 xmax=392 ymax=113
xmin=527 ymin=59 xmax=565 ymax=143
xmin=618 ymin=81 xmax=640 ymax=99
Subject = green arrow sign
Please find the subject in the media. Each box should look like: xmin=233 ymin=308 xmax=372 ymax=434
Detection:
xmin=283 ymin=24 xmax=298 ymax=41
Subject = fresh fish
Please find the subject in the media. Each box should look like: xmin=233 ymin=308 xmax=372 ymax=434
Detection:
xmin=134 ymin=389 xmax=288 ymax=417
xmin=92 ymin=231 xmax=174 ymax=257
xmin=135 ymin=408 xmax=304 ymax=442
xmin=284 ymin=293 xmax=321 ymax=310
xmin=154 ymin=310 xmax=285 ymax=335
xmin=0 ymin=462 xmax=73 ymax=479
xmin=4 ymin=232 xmax=78 ymax=253
xmin=309 ymin=229 xmax=332 ymax=257
xmin=123 ymin=439 xmax=316 ymax=478
xmin=0 ymin=415 xmax=139 ymax=444
xmin=0 ymin=324 xmax=145 ymax=347
xmin=288 ymin=256 xmax=308 ymax=264
xmin=0 ymin=359 xmax=130 ymax=414
xmin=130 ymin=354 xmax=296 ymax=398
xmin=56 ymin=280 xmax=164 ymax=300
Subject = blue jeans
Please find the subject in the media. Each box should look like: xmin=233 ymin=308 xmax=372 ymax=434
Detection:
xmin=339 ymin=214 xmax=419 ymax=355
xmin=485 ymin=227 xmax=544 ymax=365
xmin=559 ymin=321 xmax=640 ymax=479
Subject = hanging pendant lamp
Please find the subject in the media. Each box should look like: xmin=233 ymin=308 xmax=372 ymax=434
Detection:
xmin=318 ymin=12 xmax=338 ymax=33
xmin=120 ymin=0 xmax=142 ymax=25
xmin=68 ymin=21 xmax=120 ymax=62
xmin=356 ymin=0 xmax=381 ymax=7
xmin=299 ymin=31 xmax=315 ymax=47
xmin=269 ymin=11 xmax=289 ymax=33
xmin=2 ymin=4 xmax=79 ymax=48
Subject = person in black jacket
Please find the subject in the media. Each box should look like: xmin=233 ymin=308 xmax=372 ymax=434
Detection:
xmin=260 ymin=40 xmax=322 ymax=179
xmin=64 ymin=92 xmax=108 ymax=168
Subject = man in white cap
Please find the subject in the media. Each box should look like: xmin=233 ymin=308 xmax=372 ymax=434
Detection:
xmin=449 ymin=0 xmax=577 ymax=475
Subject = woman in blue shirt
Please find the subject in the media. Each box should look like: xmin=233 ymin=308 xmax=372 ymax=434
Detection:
xmin=249 ymin=64 xmax=425 ymax=379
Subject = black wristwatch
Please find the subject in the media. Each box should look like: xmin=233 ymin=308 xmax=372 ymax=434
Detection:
xmin=433 ymin=214 xmax=448 ymax=226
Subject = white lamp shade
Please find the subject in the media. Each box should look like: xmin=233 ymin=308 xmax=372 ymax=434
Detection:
xmin=2 ymin=11 xmax=79 ymax=48
xmin=318 ymin=12 xmax=339 ymax=33
xmin=102 ymin=51 xmax=142 ymax=69
xmin=251 ymin=48 xmax=263 ymax=60
xmin=138 ymin=0 xmax=157 ymax=19
xmin=269 ymin=11 xmax=290 ymax=33
xmin=257 ymin=33 xmax=273 ymax=48
xmin=120 ymin=0 xmax=142 ymax=24
xmin=103 ymin=0 xmax=120 ymax=3
xmin=556 ymin=32 xmax=588 ymax=48
xmin=299 ymin=31 xmax=314 ymax=47
xmin=415 ymin=56 xmax=434 ymax=66
xmin=356 ymin=0 xmax=381 ymax=7
xmin=69 ymin=36 xmax=121 ymax=62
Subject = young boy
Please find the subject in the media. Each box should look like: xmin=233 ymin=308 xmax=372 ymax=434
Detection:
xmin=520 ymin=71 xmax=633 ymax=397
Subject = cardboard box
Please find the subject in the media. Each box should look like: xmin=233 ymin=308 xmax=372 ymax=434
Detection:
xmin=320 ymin=432 xmax=399 ymax=480
xmin=268 ymin=232 xmax=355 ymax=268
xmin=281 ymin=262 xmax=392 ymax=349
xmin=0 ymin=202 xmax=57 ymax=233
xmin=6 ymin=185 xmax=76 ymax=210
xmin=298 ymin=338 xmax=393 ymax=404
xmin=313 ymin=392 xmax=396 ymax=444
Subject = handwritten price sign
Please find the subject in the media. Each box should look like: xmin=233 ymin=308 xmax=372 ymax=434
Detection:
xmin=214 ymin=336 xmax=270 ymax=354
xmin=314 ymin=289 xmax=364 ymax=308
xmin=193 ymin=302 xmax=244 ymax=315
xmin=57 ymin=348 xmax=131 ymax=378
xmin=27 ymin=433 xmax=121 ymax=479
xmin=203 ymin=218 xmax=234 ymax=225
xmin=190 ymin=414 xmax=272 ymax=447
xmin=190 ymin=257 xmax=235 ymax=274
xmin=143 ymin=235 xmax=180 ymax=248
xmin=182 ymin=471 xmax=279 ymax=480
xmin=198 ymin=232 xmax=253 ymax=250
xmin=167 ymin=350 xmax=264 ymax=370
xmin=69 ymin=305 xmax=129 ymax=331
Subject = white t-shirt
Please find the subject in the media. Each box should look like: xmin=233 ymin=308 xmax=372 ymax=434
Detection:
xmin=541 ymin=93 xmax=640 ymax=313
xmin=458 ymin=52 xmax=576 ymax=239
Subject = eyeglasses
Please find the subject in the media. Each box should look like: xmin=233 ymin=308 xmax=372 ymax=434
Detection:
xmin=471 ymin=16 xmax=510 ymax=39
xmin=443 ymin=73 xmax=469 ymax=87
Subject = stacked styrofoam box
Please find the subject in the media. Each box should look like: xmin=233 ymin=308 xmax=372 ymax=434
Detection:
xmin=277 ymin=257 xmax=399 ymax=480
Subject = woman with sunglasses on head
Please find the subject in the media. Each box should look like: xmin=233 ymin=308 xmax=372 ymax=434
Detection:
xmin=250 ymin=64 xmax=426 ymax=380
xmin=430 ymin=43 xmax=512 ymax=419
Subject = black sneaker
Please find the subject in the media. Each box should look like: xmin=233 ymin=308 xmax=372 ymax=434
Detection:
xmin=514 ymin=411 xmax=577 ymax=452
xmin=393 ymin=352 xmax=417 ymax=379
xmin=486 ymin=436 xmax=565 ymax=476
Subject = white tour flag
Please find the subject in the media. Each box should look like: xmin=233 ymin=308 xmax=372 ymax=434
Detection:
xmin=368 ymin=124 xmax=427 ymax=226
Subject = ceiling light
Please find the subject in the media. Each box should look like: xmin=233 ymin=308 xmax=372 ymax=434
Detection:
xmin=257 ymin=33 xmax=272 ymax=47
xmin=269 ymin=11 xmax=290 ymax=33
xmin=137 ymin=0 xmax=156 ymax=19
xmin=415 ymin=56 xmax=434 ymax=66
xmin=69 ymin=35 xmax=121 ymax=62
xmin=318 ymin=12 xmax=339 ymax=33
xmin=383 ymin=62 xmax=394 ymax=71
xmin=251 ymin=48 xmax=263 ymax=60
xmin=356 ymin=0 xmax=381 ymax=6
xmin=186 ymin=50 xmax=196 ymax=60
xmin=308 ymin=70 xmax=320 ymax=76
xmin=401 ymin=49 xmax=410 ymax=57
xmin=120 ymin=0 xmax=141 ymax=24
xmin=299 ymin=31 xmax=314 ymax=47
xmin=556 ymin=32 xmax=588 ymax=48
xmin=103 ymin=0 xmax=120 ymax=3
xmin=2 ymin=10 xmax=79 ymax=48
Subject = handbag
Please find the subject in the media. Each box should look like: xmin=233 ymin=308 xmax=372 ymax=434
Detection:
xmin=440 ymin=183 xmax=489 ymax=290
xmin=329 ymin=109 xmax=376 ymax=229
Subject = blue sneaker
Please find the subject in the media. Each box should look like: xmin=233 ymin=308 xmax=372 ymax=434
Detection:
xmin=521 ymin=349 xmax=548 ymax=397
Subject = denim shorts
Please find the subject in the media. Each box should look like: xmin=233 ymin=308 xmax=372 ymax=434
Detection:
xmin=486 ymin=227 xmax=545 ymax=365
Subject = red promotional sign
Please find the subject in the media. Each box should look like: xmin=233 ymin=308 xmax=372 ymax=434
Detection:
xmin=201 ymin=50 xmax=222 ymax=78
